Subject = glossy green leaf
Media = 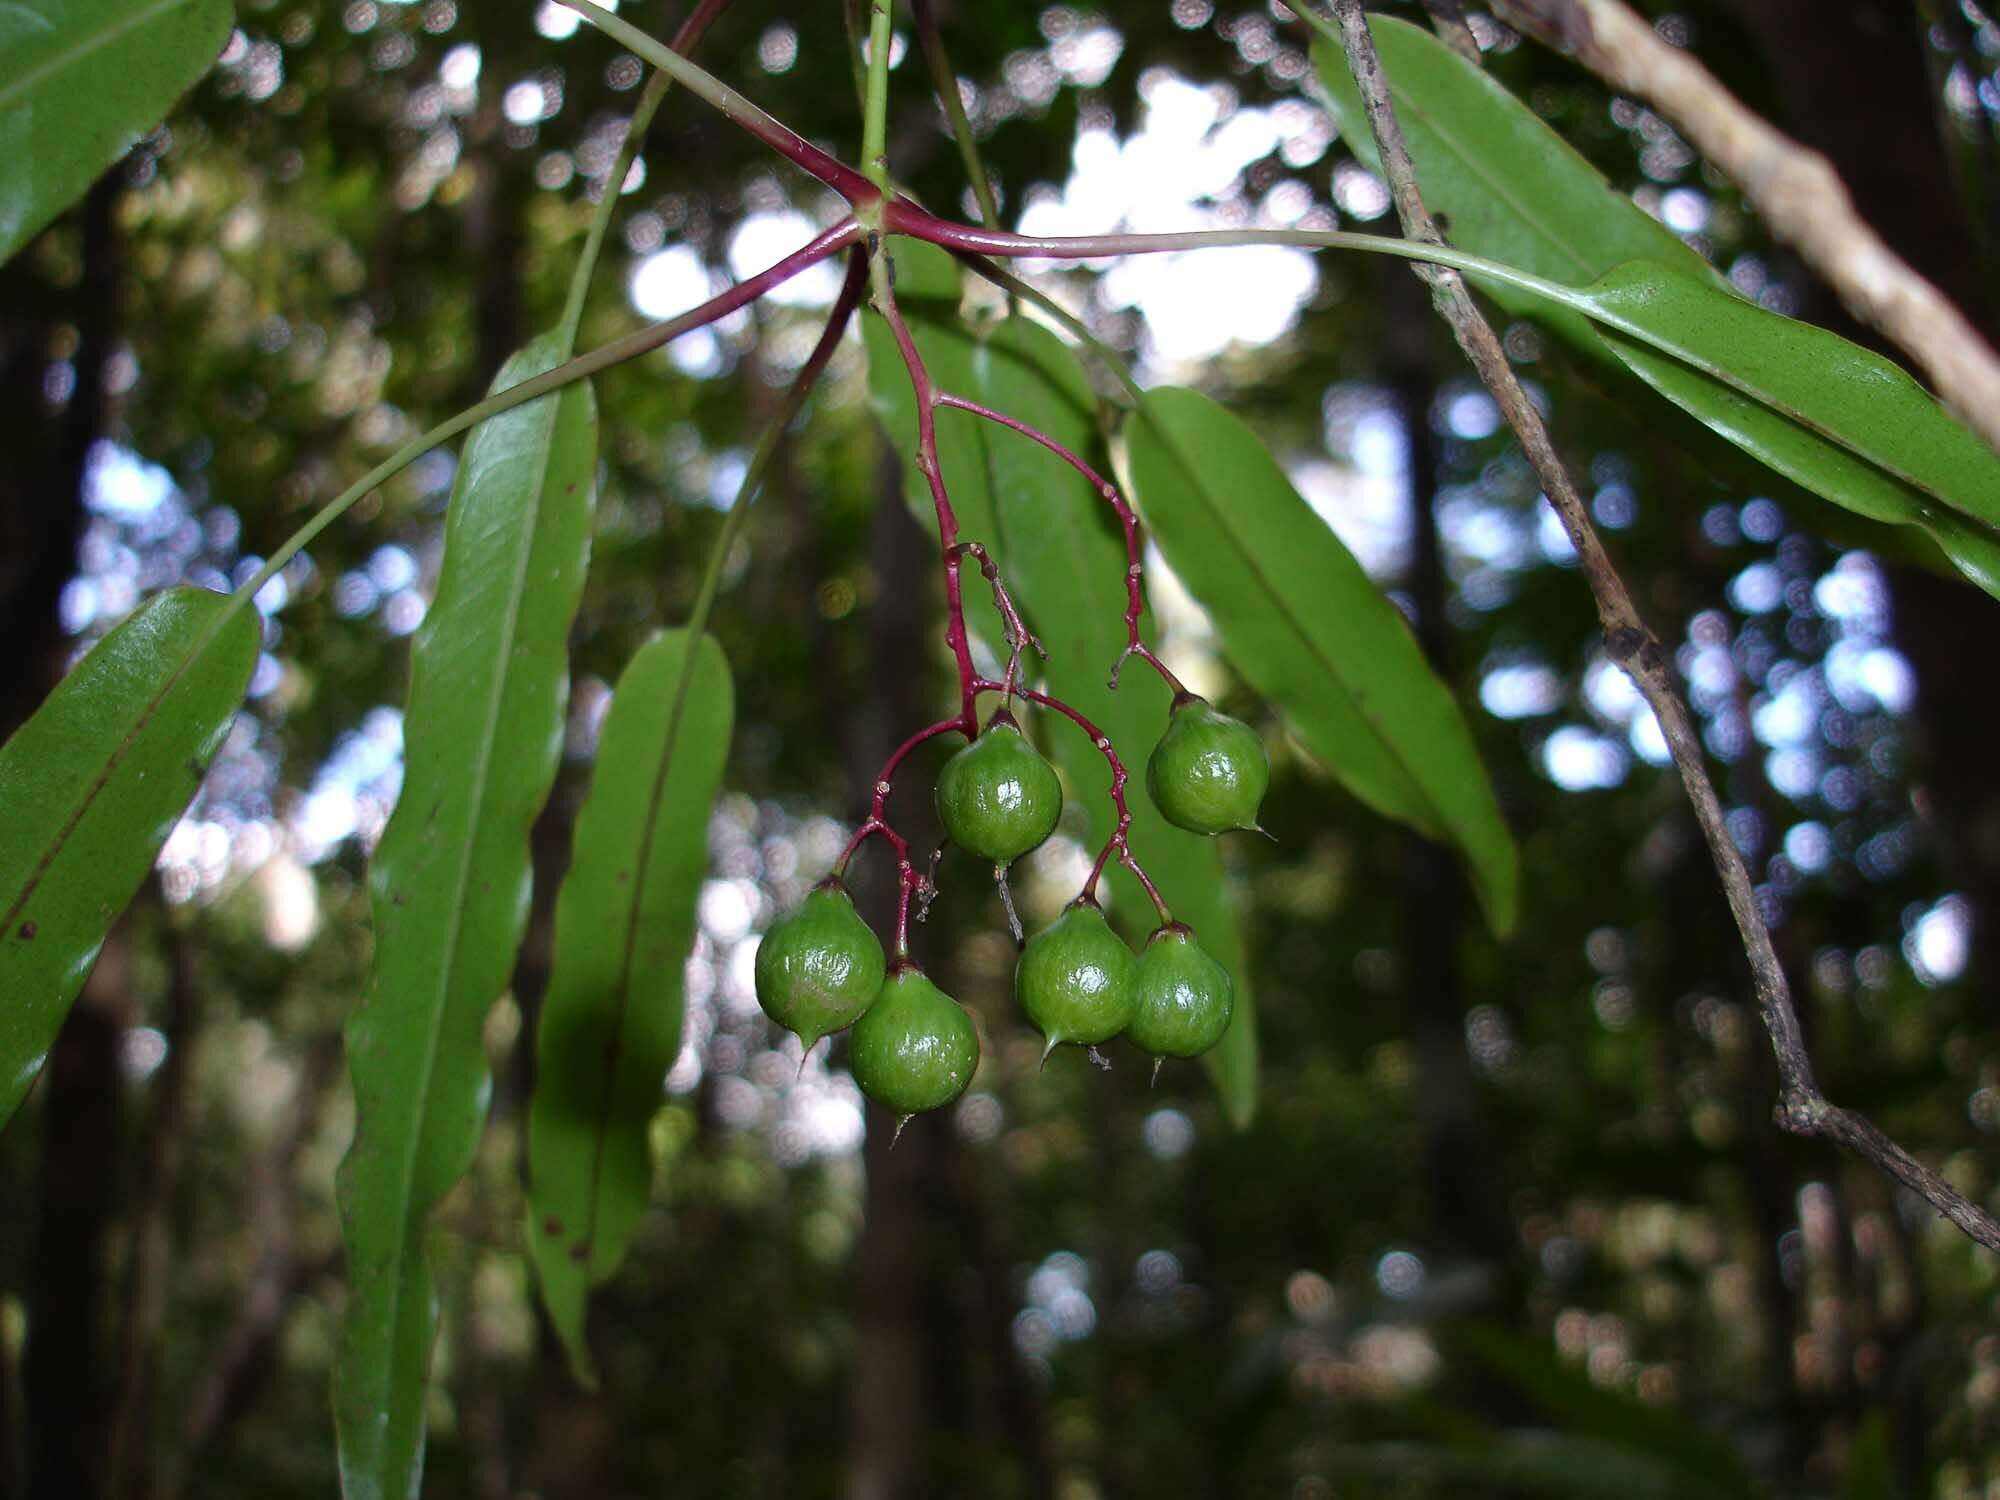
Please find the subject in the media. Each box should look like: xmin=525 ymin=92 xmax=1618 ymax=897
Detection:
xmin=334 ymin=332 xmax=597 ymax=1500
xmin=1575 ymin=262 xmax=2000 ymax=597
xmin=886 ymin=234 xmax=962 ymax=305
xmin=0 ymin=0 xmax=234 ymax=265
xmin=0 ymin=587 xmax=257 ymax=1126
xmin=1314 ymin=16 xmax=2000 ymax=599
xmin=866 ymin=311 xmax=1256 ymax=1124
xmin=1311 ymin=13 xmax=1712 ymax=363
xmin=526 ymin=629 xmax=733 ymax=1386
xmin=1126 ymin=387 xmax=1517 ymax=937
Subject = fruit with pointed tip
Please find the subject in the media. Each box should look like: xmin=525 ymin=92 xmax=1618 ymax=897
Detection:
xmin=934 ymin=711 xmax=1063 ymax=864
xmin=753 ymin=882 xmax=885 ymax=1050
xmin=1016 ymin=900 xmax=1135 ymax=1055
xmin=848 ymin=965 xmax=980 ymax=1114
xmin=1126 ymin=924 xmax=1234 ymax=1058
xmin=1146 ymin=697 xmax=1269 ymax=836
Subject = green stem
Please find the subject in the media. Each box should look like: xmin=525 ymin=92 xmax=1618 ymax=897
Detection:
xmin=557 ymin=69 xmax=673 ymax=352
xmin=685 ymin=253 xmax=866 ymax=644
xmin=911 ymin=0 xmax=999 ymax=228
xmin=886 ymin=209 xmax=1620 ymax=320
xmin=560 ymin=0 xmax=878 ymax=202
xmin=860 ymin=0 xmax=896 ymax=194
xmin=843 ymin=0 xmax=871 ymax=125
xmin=225 ymin=219 xmax=861 ymax=632
xmin=957 ymin=254 xmax=1144 ymax=405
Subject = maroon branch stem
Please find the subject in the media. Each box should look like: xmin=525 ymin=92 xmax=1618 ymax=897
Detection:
xmin=562 ymin=0 xmax=880 ymax=205
xmin=975 ymin=679 xmax=1172 ymax=923
xmin=949 ymin=540 xmax=1042 ymax=695
xmin=868 ymin=266 xmax=983 ymax=729
xmin=935 ymin=393 xmax=1184 ymax=695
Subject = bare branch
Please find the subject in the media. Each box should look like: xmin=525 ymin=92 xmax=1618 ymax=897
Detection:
xmin=1324 ymin=0 xmax=2000 ymax=1255
xmin=1490 ymin=0 xmax=2000 ymax=458
xmin=1417 ymin=0 xmax=1481 ymax=62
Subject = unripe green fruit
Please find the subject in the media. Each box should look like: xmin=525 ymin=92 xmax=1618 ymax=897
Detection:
xmin=753 ymin=883 xmax=886 ymax=1050
xmin=1016 ymin=901 xmax=1136 ymax=1054
xmin=934 ymin=712 xmax=1063 ymax=864
xmin=848 ymin=966 xmax=980 ymax=1115
xmin=1146 ymin=697 xmax=1269 ymax=836
xmin=1126 ymin=924 xmax=1234 ymax=1058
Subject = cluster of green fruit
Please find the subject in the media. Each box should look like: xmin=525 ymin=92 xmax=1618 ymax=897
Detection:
xmin=754 ymin=696 xmax=1268 ymax=1117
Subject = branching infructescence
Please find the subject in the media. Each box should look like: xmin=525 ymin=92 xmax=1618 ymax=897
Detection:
xmin=855 ymin=249 xmax=1189 ymax=961
xmin=540 ymin=0 xmax=2000 ymax=1220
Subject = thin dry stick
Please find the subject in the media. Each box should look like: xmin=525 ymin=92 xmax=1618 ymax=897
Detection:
xmin=1416 ymin=0 xmax=1481 ymax=62
xmin=1489 ymin=0 xmax=2000 ymax=458
xmin=1326 ymin=0 xmax=2000 ymax=1255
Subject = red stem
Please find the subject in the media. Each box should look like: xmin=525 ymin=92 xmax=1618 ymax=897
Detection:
xmin=668 ymin=0 xmax=733 ymax=52
xmin=883 ymin=198 xmax=1348 ymax=261
xmin=948 ymin=540 xmax=1041 ymax=695
xmin=833 ymin=716 xmax=966 ymax=957
xmin=653 ymin=219 xmax=864 ymax=346
xmin=936 ymin=392 xmax=1185 ymax=696
xmin=870 ymin=268 xmax=982 ymax=728
xmin=971 ymin=678 xmax=1172 ymax=922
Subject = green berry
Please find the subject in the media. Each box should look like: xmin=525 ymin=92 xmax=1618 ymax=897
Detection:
xmin=753 ymin=883 xmax=886 ymax=1050
xmin=848 ymin=966 xmax=980 ymax=1115
xmin=1016 ymin=900 xmax=1135 ymax=1054
xmin=1126 ymin=924 xmax=1234 ymax=1058
xmin=1146 ymin=697 xmax=1269 ymax=835
xmin=934 ymin=711 xmax=1063 ymax=865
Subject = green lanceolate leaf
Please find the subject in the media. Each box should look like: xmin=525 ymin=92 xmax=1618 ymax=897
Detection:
xmin=0 ymin=587 xmax=258 ymax=1126
xmin=527 ymin=629 xmax=733 ymax=1386
xmin=0 ymin=0 xmax=234 ymax=266
xmin=866 ymin=309 xmax=1256 ymax=1124
xmin=1312 ymin=16 xmax=2000 ymax=599
xmin=1310 ymin=13 xmax=1712 ymax=363
xmin=1573 ymin=261 xmax=2000 ymax=597
xmin=1126 ymin=387 xmax=1518 ymax=937
xmin=334 ymin=332 xmax=597 ymax=1500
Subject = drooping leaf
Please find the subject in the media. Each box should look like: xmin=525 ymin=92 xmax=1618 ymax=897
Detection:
xmin=1125 ymin=386 xmax=1517 ymax=937
xmin=1575 ymin=261 xmax=2000 ymax=596
xmin=866 ymin=308 xmax=1256 ymax=1124
xmin=334 ymin=332 xmax=597 ymax=1500
xmin=1314 ymin=16 xmax=2000 ymax=600
xmin=0 ymin=587 xmax=258 ymax=1126
xmin=527 ymin=629 xmax=733 ymax=1386
xmin=0 ymin=0 xmax=234 ymax=266
xmin=1311 ymin=13 xmax=1713 ymax=365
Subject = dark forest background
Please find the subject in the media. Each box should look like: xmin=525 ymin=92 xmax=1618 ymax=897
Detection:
xmin=5 ymin=1 xmax=2000 ymax=1494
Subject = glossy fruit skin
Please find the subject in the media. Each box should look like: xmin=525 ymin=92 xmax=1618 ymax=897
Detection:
xmin=934 ymin=714 xmax=1063 ymax=864
xmin=1126 ymin=925 xmax=1234 ymax=1058
xmin=848 ymin=966 xmax=980 ymax=1114
xmin=753 ymin=883 xmax=886 ymax=1049
xmin=1146 ymin=698 xmax=1269 ymax=835
xmin=1016 ymin=901 xmax=1135 ymax=1049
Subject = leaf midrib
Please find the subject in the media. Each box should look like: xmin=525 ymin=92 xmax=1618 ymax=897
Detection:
xmin=362 ymin=376 xmax=569 ymax=1431
xmin=581 ymin=635 xmax=705 ymax=1274
xmin=0 ymin=595 xmax=234 ymax=948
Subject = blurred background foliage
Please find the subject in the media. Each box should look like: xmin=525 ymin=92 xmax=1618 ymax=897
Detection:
xmin=4 ymin=0 xmax=2000 ymax=1495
